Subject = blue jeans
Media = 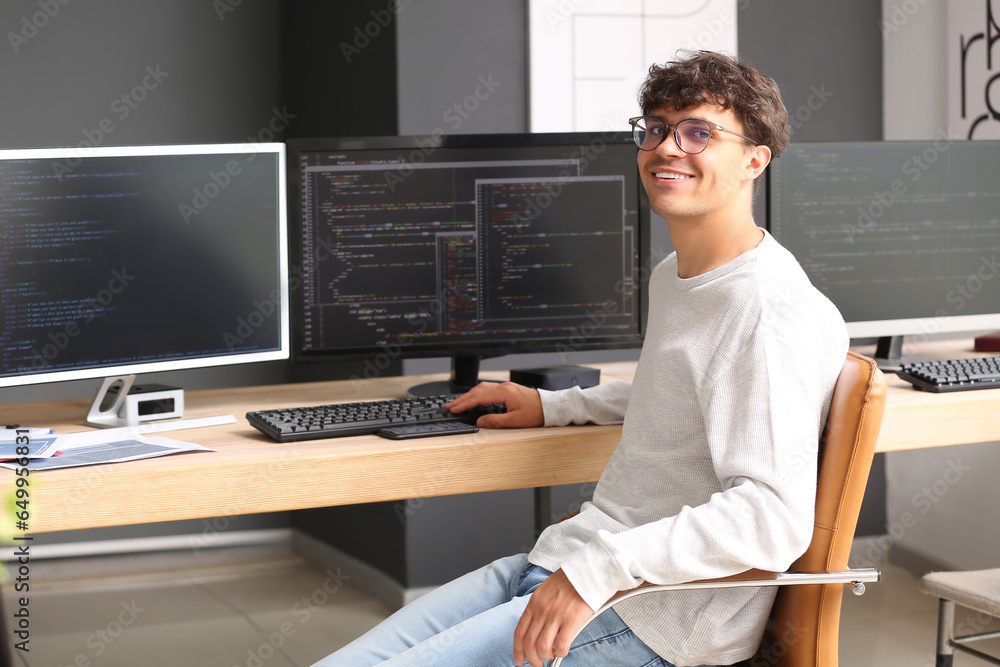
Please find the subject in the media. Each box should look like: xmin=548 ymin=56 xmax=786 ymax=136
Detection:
xmin=310 ymin=553 xmax=673 ymax=667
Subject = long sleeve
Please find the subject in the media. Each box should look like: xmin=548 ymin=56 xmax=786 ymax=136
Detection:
xmin=538 ymin=380 xmax=631 ymax=426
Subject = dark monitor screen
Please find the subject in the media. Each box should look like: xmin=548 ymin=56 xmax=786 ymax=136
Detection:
xmin=0 ymin=143 xmax=289 ymax=389
xmin=288 ymin=132 xmax=648 ymax=393
xmin=767 ymin=140 xmax=1000 ymax=348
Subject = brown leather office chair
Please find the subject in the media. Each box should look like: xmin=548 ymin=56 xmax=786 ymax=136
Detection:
xmin=551 ymin=350 xmax=888 ymax=667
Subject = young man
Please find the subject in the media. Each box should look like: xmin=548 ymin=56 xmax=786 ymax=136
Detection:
xmin=312 ymin=50 xmax=848 ymax=667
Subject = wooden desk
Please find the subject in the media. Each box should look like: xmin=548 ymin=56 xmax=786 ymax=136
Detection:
xmin=1 ymin=367 xmax=630 ymax=534
xmin=2 ymin=355 xmax=998 ymax=535
xmin=879 ymin=372 xmax=1000 ymax=452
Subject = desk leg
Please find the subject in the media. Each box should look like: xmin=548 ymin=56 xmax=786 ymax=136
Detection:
xmin=534 ymin=486 xmax=552 ymax=536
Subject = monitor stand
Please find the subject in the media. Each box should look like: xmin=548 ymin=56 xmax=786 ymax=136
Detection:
xmin=407 ymin=354 xmax=498 ymax=397
xmin=871 ymin=335 xmax=942 ymax=372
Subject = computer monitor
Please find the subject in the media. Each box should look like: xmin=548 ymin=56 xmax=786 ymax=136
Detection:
xmin=288 ymin=132 xmax=648 ymax=395
xmin=0 ymin=142 xmax=289 ymax=421
xmin=767 ymin=140 xmax=1000 ymax=365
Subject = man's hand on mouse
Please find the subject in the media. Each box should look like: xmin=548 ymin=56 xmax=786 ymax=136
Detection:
xmin=445 ymin=382 xmax=544 ymax=429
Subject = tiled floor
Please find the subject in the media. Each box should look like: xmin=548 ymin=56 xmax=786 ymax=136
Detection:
xmin=4 ymin=542 xmax=1000 ymax=666
xmin=2 ymin=545 xmax=392 ymax=667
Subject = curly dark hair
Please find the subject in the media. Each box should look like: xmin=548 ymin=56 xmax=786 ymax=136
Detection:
xmin=639 ymin=50 xmax=790 ymax=159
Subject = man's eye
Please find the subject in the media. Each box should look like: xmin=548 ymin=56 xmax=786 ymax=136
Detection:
xmin=649 ymin=125 xmax=666 ymax=136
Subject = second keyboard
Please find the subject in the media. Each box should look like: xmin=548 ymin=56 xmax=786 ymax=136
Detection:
xmin=246 ymin=394 xmax=506 ymax=442
xmin=897 ymin=357 xmax=1000 ymax=393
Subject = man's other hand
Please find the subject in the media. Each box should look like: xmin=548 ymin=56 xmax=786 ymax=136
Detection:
xmin=513 ymin=569 xmax=593 ymax=667
xmin=444 ymin=381 xmax=544 ymax=429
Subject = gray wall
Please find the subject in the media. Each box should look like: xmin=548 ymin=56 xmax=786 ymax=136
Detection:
xmin=1 ymin=1 xmax=283 ymax=149
xmin=397 ymin=1 xmax=527 ymax=136
xmin=740 ymin=1 xmax=883 ymax=142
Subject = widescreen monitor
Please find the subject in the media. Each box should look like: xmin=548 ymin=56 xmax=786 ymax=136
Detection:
xmin=767 ymin=140 xmax=1000 ymax=363
xmin=288 ymin=132 xmax=648 ymax=394
xmin=0 ymin=143 xmax=289 ymax=410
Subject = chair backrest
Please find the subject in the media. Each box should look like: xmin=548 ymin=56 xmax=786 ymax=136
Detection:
xmin=756 ymin=350 xmax=887 ymax=667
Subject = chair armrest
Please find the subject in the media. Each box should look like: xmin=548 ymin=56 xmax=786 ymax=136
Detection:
xmin=549 ymin=568 xmax=880 ymax=667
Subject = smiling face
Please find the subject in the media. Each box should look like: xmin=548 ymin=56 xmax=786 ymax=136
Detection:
xmin=637 ymin=103 xmax=766 ymax=227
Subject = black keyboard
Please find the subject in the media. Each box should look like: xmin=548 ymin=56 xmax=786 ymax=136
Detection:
xmin=897 ymin=357 xmax=1000 ymax=392
xmin=246 ymin=394 xmax=506 ymax=442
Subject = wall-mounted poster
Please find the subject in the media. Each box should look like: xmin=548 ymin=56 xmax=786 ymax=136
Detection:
xmin=528 ymin=0 xmax=739 ymax=133
xmin=947 ymin=0 xmax=1000 ymax=139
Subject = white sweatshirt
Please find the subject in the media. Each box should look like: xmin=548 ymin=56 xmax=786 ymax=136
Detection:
xmin=529 ymin=230 xmax=849 ymax=666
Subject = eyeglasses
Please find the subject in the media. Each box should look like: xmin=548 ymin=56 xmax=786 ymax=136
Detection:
xmin=628 ymin=116 xmax=757 ymax=154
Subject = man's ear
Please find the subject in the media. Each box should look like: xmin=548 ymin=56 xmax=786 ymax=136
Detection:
xmin=746 ymin=144 xmax=772 ymax=180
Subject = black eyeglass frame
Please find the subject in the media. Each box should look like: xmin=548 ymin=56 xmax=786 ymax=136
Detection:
xmin=627 ymin=116 xmax=757 ymax=154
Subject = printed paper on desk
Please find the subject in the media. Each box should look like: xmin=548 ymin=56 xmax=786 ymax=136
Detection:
xmin=0 ymin=436 xmax=60 ymax=460
xmin=0 ymin=435 xmax=213 ymax=471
